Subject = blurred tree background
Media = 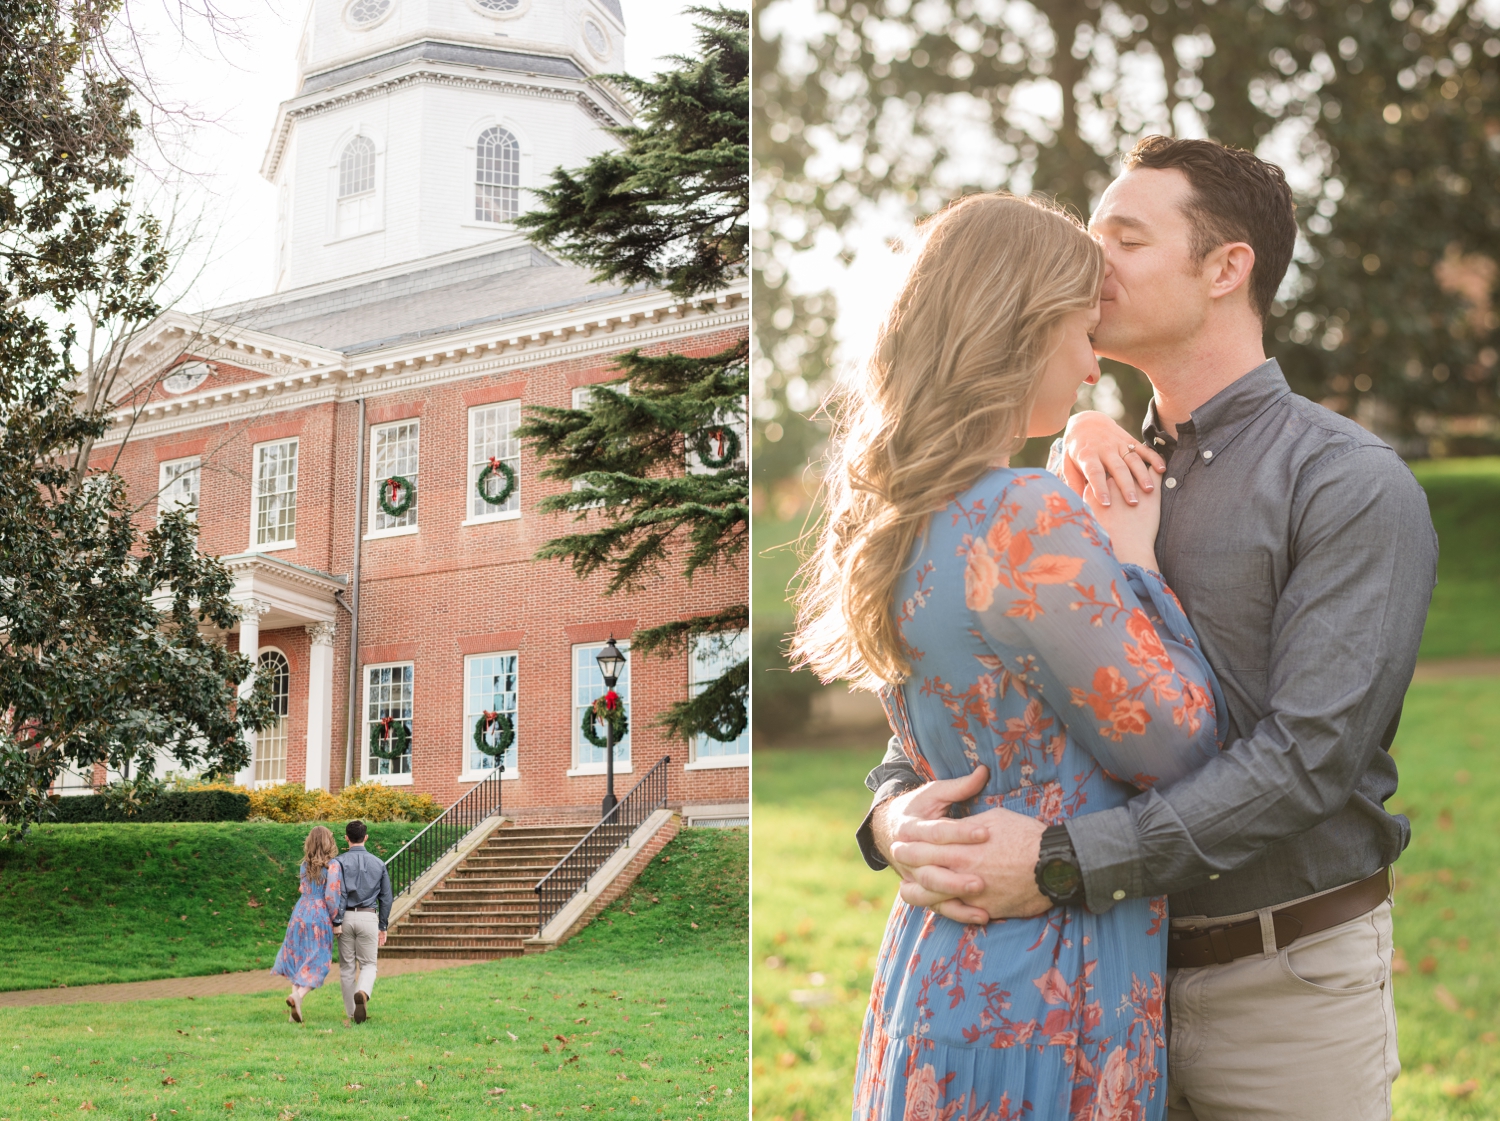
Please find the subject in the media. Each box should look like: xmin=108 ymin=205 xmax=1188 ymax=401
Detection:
xmin=751 ymin=0 xmax=1500 ymax=740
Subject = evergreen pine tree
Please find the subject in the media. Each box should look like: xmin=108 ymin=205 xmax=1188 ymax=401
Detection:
xmin=517 ymin=6 xmax=748 ymax=745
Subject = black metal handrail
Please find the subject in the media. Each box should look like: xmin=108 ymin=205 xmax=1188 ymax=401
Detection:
xmin=385 ymin=764 xmax=504 ymax=897
xmin=534 ymin=755 xmax=670 ymax=931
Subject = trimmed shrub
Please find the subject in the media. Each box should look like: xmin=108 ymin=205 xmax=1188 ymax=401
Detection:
xmin=174 ymin=781 xmax=440 ymax=824
xmin=335 ymin=782 xmax=441 ymax=824
xmin=48 ymin=789 xmax=250 ymax=824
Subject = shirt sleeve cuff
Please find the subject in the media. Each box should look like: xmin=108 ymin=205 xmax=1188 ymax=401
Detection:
xmin=1066 ymin=806 xmax=1146 ymax=914
xmin=856 ymin=777 xmax=922 ymax=871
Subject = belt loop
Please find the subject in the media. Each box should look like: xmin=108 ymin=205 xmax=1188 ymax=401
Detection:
xmin=1257 ymin=908 xmax=1277 ymax=958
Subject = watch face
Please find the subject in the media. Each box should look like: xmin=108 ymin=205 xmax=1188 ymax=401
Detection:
xmin=1041 ymin=858 xmax=1082 ymax=898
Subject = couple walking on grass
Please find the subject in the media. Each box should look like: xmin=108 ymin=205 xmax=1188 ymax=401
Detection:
xmin=794 ymin=135 xmax=1436 ymax=1120
xmin=272 ymin=819 xmax=393 ymax=1026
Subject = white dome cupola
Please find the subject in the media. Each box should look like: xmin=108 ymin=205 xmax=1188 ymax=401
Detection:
xmin=262 ymin=0 xmax=630 ymax=291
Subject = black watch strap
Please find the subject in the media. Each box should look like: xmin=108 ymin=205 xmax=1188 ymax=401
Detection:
xmin=1034 ymin=823 xmax=1084 ymax=906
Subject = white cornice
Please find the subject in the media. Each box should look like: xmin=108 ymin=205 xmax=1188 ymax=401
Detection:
xmin=261 ymin=58 xmax=632 ymax=180
xmin=94 ymin=281 xmax=747 ymax=448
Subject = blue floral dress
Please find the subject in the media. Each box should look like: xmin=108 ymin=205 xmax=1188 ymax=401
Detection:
xmin=853 ymin=469 xmax=1226 ymax=1121
xmin=272 ymin=860 xmax=343 ymax=989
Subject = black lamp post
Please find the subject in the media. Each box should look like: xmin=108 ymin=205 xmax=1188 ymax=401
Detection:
xmin=597 ymin=637 xmax=627 ymax=817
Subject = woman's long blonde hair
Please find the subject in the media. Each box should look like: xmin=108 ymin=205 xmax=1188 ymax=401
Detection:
xmin=303 ymin=825 xmax=337 ymax=885
xmin=793 ymin=193 xmax=1104 ymax=689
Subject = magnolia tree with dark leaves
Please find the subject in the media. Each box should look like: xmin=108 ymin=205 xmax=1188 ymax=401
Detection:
xmin=517 ymin=5 xmax=749 ymax=746
xmin=0 ymin=0 xmax=274 ymax=839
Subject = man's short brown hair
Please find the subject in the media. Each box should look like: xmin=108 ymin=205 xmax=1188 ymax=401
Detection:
xmin=1123 ymin=135 xmax=1296 ymax=323
xmin=346 ymin=819 xmax=368 ymax=843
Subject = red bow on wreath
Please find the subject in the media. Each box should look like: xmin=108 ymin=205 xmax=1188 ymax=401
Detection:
xmin=602 ymin=690 xmax=620 ymax=711
xmin=712 ymin=429 xmax=726 ymax=458
xmin=387 ymin=477 xmax=401 ymax=503
xmin=488 ymin=457 xmax=504 ymax=471
xmin=379 ymin=715 xmax=394 ymax=741
xmin=483 ymin=709 xmax=501 ymax=727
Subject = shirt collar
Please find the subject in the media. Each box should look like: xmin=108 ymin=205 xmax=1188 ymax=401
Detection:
xmin=1140 ymin=359 xmax=1291 ymax=454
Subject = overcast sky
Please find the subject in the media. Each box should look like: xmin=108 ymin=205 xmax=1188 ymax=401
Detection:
xmin=127 ymin=0 xmax=727 ymax=312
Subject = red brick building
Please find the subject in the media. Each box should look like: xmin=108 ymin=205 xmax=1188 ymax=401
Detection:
xmin=74 ymin=0 xmax=748 ymax=825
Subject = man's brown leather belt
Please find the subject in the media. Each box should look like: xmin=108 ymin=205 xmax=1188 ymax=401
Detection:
xmin=348 ymin=906 xmax=377 ymax=913
xmin=1166 ymin=868 xmax=1390 ymax=969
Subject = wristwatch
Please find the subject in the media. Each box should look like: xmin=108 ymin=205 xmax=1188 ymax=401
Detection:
xmin=1034 ymin=824 xmax=1085 ymax=906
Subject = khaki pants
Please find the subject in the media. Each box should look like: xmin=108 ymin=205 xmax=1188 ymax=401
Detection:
xmin=337 ymin=910 xmax=380 ymax=1018
xmin=1166 ymin=900 xmax=1399 ymax=1121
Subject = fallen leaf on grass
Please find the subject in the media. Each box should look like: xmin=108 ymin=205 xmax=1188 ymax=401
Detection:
xmin=506 ymin=1032 xmax=518 ymax=1042
xmin=162 ymin=1077 xmax=177 ymax=1085
xmin=78 ymin=1103 xmax=96 ymax=1112
xmin=1391 ymin=952 xmax=1409 ymax=975
xmin=345 ymin=1084 xmax=363 ymax=1091
xmin=1445 ymin=1080 xmax=1479 ymax=1100
xmin=640 ymin=1062 xmax=651 ymax=1070
xmin=1433 ymin=985 xmax=1462 ymax=1012
xmin=777 ymin=1052 xmax=798 ymax=1069
xmin=487 ymin=1088 xmax=506 ymax=1096
xmin=1418 ymin=956 xmax=1438 ymax=975
xmin=246 ymin=899 xmax=262 ymax=908
xmin=690 ymin=923 xmax=699 ymax=930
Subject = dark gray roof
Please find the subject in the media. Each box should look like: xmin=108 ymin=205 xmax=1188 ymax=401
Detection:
xmin=596 ymin=0 xmax=624 ymax=26
xmin=301 ymin=40 xmax=586 ymax=95
xmin=209 ymin=246 xmax=634 ymax=355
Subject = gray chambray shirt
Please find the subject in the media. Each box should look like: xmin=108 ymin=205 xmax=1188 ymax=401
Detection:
xmin=859 ymin=359 xmax=1439 ymax=918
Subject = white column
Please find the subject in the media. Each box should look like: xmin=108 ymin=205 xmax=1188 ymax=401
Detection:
xmin=304 ymin=621 xmax=337 ymax=792
xmin=235 ymin=600 xmax=271 ymax=787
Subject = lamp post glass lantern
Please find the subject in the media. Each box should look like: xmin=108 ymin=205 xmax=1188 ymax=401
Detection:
xmin=597 ymin=637 xmax=626 ymax=816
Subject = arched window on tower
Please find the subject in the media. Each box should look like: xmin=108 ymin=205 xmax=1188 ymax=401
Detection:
xmin=254 ymin=650 xmax=291 ymax=785
xmin=475 ymin=127 xmax=520 ymax=223
xmin=337 ymin=135 xmax=380 ymax=238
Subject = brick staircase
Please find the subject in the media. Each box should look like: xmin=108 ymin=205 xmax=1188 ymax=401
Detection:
xmin=381 ymin=822 xmax=592 ymax=960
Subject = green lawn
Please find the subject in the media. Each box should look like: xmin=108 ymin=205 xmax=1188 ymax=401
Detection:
xmin=0 ymin=822 xmax=428 ymax=991
xmin=752 ymin=680 xmax=1500 ymax=1121
xmin=0 ymin=827 xmax=748 ymax=1120
xmin=1409 ymin=457 xmax=1500 ymax=659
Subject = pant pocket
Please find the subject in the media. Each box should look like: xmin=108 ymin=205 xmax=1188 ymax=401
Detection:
xmin=1278 ymin=912 xmax=1386 ymax=996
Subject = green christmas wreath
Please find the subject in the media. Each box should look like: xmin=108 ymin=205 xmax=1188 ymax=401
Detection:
xmin=378 ymin=475 xmax=416 ymax=517
xmin=472 ymin=709 xmax=515 ymax=761
xmin=691 ymin=426 xmax=740 ymax=469
xmin=369 ymin=716 xmax=411 ymax=760
xmin=705 ymin=704 xmax=748 ymax=743
xmin=580 ymin=690 xmax=628 ymax=749
xmin=476 ymin=457 xmax=518 ymax=506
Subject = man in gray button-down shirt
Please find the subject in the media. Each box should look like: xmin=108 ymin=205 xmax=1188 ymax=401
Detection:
xmin=859 ymin=138 xmax=1436 ymax=1117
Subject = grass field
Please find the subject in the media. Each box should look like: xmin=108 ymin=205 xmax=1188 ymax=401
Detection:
xmin=0 ymin=827 xmax=748 ymax=1120
xmin=1409 ymin=457 xmax=1500 ymax=659
xmin=752 ymin=679 xmax=1500 ymax=1121
xmin=0 ymin=822 xmax=428 ymax=991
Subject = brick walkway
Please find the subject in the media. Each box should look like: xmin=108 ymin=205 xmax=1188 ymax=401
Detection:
xmin=0 ymin=957 xmax=489 ymax=1009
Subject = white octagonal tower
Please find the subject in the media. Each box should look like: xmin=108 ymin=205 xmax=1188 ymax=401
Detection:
xmin=262 ymin=0 xmax=630 ymax=291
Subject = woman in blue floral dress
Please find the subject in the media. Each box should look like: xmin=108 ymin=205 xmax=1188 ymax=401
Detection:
xmin=794 ymin=195 xmax=1226 ymax=1120
xmin=272 ymin=825 xmax=343 ymax=1023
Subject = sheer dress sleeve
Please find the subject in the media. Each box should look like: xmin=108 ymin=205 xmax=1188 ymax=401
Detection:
xmin=964 ymin=473 xmax=1226 ymax=790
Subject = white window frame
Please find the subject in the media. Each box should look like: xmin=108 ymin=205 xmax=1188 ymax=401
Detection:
xmin=686 ymin=401 xmax=749 ymax=475
xmin=330 ymin=132 xmax=384 ymax=244
xmin=461 ymin=651 xmax=520 ymax=782
xmin=253 ymin=648 xmax=292 ymax=787
xmin=464 ymin=400 xmax=523 ymax=525
xmin=569 ymin=384 xmax=628 ymax=507
xmin=250 ymin=438 xmax=298 ymax=552
xmin=568 ymin=639 xmax=632 ymax=777
xmin=157 ymin=455 xmax=201 ymax=523
xmin=473 ymin=126 xmax=522 ymax=225
xmin=366 ymin=419 xmax=421 ymax=539
xmin=684 ymin=631 xmax=749 ymax=768
xmin=362 ymin=661 xmax=415 ymax=785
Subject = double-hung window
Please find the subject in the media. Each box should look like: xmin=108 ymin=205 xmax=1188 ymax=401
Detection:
xmin=685 ymin=401 xmax=748 ymax=475
xmin=364 ymin=663 xmax=414 ymax=780
xmin=337 ymin=135 xmax=380 ymax=239
xmin=687 ymin=631 xmax=749 ymax=766
xmin=253 ymin=439 xmax=298 ymax=547
xmin=158 ymin=456 xmax=201 ymax=523
xmin=572 ymin=640 xmax=630 ymax=773
xmin=370 ymin=420 xmax=419 ymax=534
xmin=468 ymin=401 xmax=521 ymax=520
xmin=569 ymin=384 xmax=628 ymax=506
xmin=465 ymin=652 xmax=518 ymax=778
